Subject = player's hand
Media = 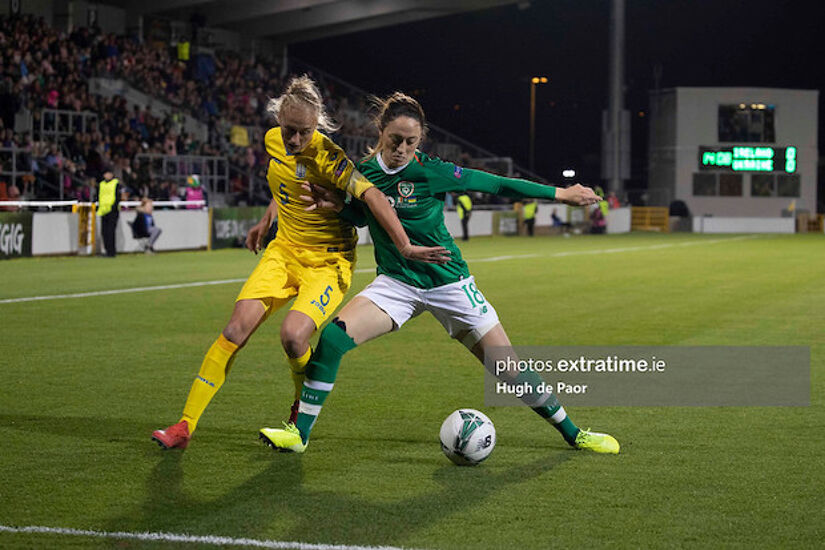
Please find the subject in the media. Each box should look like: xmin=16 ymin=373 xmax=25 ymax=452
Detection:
xmin=245 ymin=221 xmax=266 ymax=254
xmin=399 ymin=244 xmax=452 ymax=265
xmin=556 ymin=184 xmax=602 ymax=206
xmin=299 ymin=182 xmax=345 ymax=212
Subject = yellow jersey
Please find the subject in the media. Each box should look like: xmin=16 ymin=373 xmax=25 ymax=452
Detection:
xmin=264 ymin=128 xmax=373 ymax=250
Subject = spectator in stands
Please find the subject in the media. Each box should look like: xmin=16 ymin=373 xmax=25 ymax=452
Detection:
xmin=20 ymin=174 xmax=34 ymax=199
xmin=96 ymin=168 xmax=120 ymax=257
xmin=0 ymin=182 xmax=9 ymax=211
xmin=185 ymin=174 xmax=206 ymax=209
xmin=6 ymin=181 xmax=21 ymax=210
xmin=229 ymin=173 xmax=247 ymax=206
xmin=1 ymin=14 xmax=485 ymax=205
xmin=0 ymin=162 xmax=18 ymax=211
xmin=168 ymin=182 xmax=182 ymax=207
xmin=163 ymin=131 xmax=177 ymax=156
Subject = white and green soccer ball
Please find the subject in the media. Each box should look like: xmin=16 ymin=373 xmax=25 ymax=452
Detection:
xmin=439 ymin=409 xmax=496 ymax=466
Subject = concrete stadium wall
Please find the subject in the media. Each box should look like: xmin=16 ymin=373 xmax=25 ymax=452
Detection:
xmin=692 ymin=216 xmax=795 ymax=234
xmin=443 ymin=210 xmax=494 ymax=238
xmin=106 ymin=209 xmax=209 ymax=253
xmin=32 ymin=212 xmax=78 ymax=255
xmin=537 ymin=204 xmax=565 ymax=227
xmin=506 ymin=204 xmax=632 ymax=234
xmin=607 ymin=207 xmax=632 ymax=234
xmin=30 ymin=210 xmax=210 ymax=255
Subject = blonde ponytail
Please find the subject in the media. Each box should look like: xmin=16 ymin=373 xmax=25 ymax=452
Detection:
xmin=266 ymin=74 xmax=339 ymax=133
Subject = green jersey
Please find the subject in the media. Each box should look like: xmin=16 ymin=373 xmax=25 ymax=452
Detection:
xmin=351 ymin=151 xmax=558 ymax=289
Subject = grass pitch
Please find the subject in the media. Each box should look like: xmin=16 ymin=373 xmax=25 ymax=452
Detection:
xmin=1 ymin=233 xmax=823 ymax=549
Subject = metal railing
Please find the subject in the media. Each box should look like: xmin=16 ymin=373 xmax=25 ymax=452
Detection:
xmin=135 ymin=154 xmax=229 ymax=194
xmin=31 ymin=160 xmax=93 ymax=201
xmin=226 ymin=161 xmax=270 ymax=206
xmin=1 ymin=146 xmax=99 ymax=201
xmin=0 ymin=147 xmax=34 ymax=190
xmin=39 ymin=109 xmax=98 ymax=140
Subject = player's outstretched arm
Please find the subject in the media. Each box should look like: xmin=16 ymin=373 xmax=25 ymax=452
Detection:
xmin=360 ymin=187 xmax=451 ymax=264
xmin=462 ymin=170 xmax=601 ymax=206
xmin=299 ymin=182 xmax=367 ymax=227
xmin=554 ymin=184 xmax=601 ymax=206
xmin=245 ymin=198 xmax=278 ymax=254
xmin=301 ymin=181 xmax=450 ymax=264
xmin=428 ymin=158 xmax=600 ymax=206
xmin=300 ymin=182 xmax=346 ymax=213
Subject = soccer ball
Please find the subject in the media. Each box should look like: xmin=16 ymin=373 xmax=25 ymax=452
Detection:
xmin=439 ymin=409 xmax=496 ymax=466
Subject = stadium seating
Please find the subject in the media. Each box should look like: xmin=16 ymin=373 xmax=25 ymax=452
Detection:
xmin=1 ymin=14 xmax=504 ymax=206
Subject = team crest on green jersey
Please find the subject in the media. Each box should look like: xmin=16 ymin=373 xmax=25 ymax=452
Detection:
xmin=398 ymin=181 xmax=415 ymax=198
xmin=296 ymin=163 xmax=307 ymax=179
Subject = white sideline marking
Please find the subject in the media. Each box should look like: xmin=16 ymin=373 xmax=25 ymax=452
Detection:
xmin=0 ymin=524 xmax=418 ymax=550
xmin=466 ymin=234 xmax=759 ymax=262
xmin=0 ymin=236 xmax=759 ymax=305
xmin=0 ymin=278 xmax=248 ymax=304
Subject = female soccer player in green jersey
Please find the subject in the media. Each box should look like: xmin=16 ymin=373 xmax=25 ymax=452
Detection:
xmin=259 ymin=92 xmax=619 ymax=454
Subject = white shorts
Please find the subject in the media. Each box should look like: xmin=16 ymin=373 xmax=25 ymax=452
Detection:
xmin=356 ymin=274 xmax=500 ymax=348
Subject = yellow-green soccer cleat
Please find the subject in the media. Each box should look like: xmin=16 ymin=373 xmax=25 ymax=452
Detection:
xmin=574 ymin=428 xmax=620 ymax=454
xmin=259 ymin=422 xmax=307 ymax=453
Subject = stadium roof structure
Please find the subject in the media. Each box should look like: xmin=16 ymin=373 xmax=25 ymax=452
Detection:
xmin=101 ymin=0 xmax=526 ymax=43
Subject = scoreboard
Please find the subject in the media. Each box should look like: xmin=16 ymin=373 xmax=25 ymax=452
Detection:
xmin=699 ymin=146 xmax=797 ymax=173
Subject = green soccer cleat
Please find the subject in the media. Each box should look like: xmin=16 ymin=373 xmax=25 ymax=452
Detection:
xmin=574 ymin=428 xmax=620 ymax=454
xmin=259 ymin=422 xmax=307 ymax=453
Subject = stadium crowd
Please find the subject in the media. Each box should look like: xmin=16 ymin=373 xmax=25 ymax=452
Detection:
xmin=0 ymin=14 xmax=496 ymax=207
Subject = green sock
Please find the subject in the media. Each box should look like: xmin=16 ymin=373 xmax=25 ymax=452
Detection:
xmin=295 ymin=321 xmax=356 ymax=443
xmin=501 ymin=368 xmax=581 ymax=446
xmin=533 ymin=404 xmax=580 ymax=446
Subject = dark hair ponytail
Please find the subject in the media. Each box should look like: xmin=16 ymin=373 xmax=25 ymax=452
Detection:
xmin=365 ymin=92 xmax=427 ymax=159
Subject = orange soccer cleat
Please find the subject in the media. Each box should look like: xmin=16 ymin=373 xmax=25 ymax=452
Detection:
xmin=152 ymin=420 xmax=191 ymax=450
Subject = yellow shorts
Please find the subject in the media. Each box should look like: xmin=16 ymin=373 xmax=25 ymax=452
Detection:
xmin=236 ymin=239 xmax=356 ymax=328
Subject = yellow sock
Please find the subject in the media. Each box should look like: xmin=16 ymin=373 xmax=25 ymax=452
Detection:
xmin=287 ymin=346 xmax=312 ymax=400
xmin=181 ymin=334 xmax=238 ymax=433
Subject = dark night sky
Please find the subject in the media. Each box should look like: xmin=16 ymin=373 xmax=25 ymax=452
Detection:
xmin=292 ymin=0 xmax=825 ymax=186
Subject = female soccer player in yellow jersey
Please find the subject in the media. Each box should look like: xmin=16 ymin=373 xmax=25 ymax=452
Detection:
xmin=152 ymin=77 xmax=449 ymax=449
xmin=259 ymin=92 xmax=619 ymax=454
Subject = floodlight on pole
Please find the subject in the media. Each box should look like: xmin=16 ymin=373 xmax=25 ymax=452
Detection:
xmin=529 ymin=76 xmax=548 ymax=173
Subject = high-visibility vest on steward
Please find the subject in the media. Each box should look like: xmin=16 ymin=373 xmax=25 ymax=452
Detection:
xmin=524 ymin=201 xmax=537 ymax=220
xmin=97 ymin=178 xmax=119 ymax=217
xmin=177 ymin=41 xmax=190 ymax=61
xmin=457 ymin=194 xmax=472 ymax=220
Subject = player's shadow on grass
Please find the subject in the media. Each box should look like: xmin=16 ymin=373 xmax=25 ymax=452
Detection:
xmin=279 ymin=451 xmax=574 ymax=547
xmin=108 ymin=443 xmax=570 ymax=548
xmin=2 ymin=412 xmax=572 ymax=547
xmin=106 ymin=447 xmax=307 ymax=539
xmin=0 ymin=413 xmax=157 ymax=441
